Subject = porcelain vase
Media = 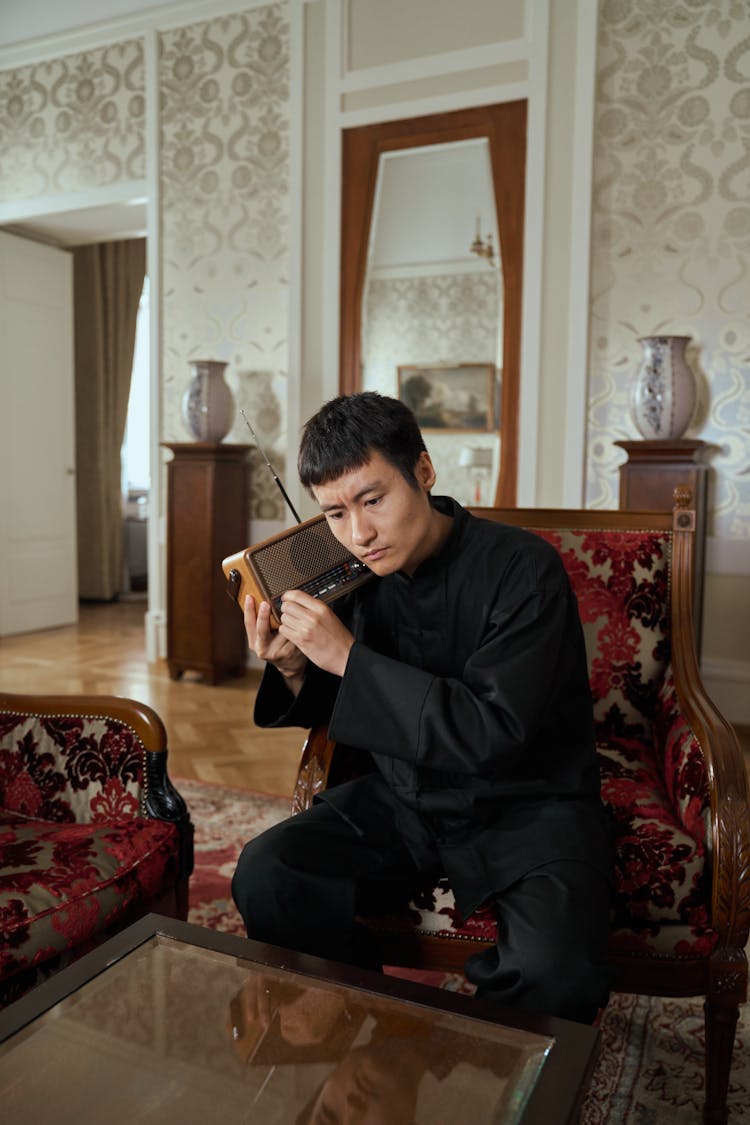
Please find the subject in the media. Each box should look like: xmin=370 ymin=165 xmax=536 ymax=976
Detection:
xmin=181 ymin=360 xmax=234 ymax=442
xmin=631 ymin=335 xmax=696 ymax=440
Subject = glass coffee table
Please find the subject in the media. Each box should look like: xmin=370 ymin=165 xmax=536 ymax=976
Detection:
xmin=0 ymin=915 xmax=599 ymax=1124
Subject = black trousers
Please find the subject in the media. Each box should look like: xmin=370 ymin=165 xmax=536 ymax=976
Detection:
xmin=232 ymin=797 xmax=611 ymax=1024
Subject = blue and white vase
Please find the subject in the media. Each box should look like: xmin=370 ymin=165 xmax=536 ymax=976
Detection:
xmin=631 ymin=335 xmax=696 ymax=441
xmin=181 ymin=359 xmax=234 ymax=442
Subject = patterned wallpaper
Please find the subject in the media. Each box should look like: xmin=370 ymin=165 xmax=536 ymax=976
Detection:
xmin=587 ymin=0 xmax=750 ymax=541
xmin=3 ymin=2 xmax=745 ymax=538
xmin=160 ymin=3 xmax=290 ymax=521
xmin=362 ymin=271 xmax=501 ymax=505
xmin=0 ymin=39 xmax=145 ymax=200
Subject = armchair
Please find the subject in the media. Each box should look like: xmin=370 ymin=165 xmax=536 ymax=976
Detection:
xmin=0 ymin=693 xmax=193 ymax=1007
xmin=291 ymin=491 xmax=750 ymax=1125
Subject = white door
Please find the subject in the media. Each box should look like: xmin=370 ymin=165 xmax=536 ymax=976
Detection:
xmin=0 ymin=230 xmax=78 ymax=636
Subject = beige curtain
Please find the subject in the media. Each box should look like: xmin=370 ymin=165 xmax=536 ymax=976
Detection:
xmin=74 ymin=238 xmax=146 ymax=601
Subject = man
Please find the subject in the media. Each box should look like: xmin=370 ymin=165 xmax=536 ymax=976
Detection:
xmin=232 ymin=391 xmax=613 ymax=1023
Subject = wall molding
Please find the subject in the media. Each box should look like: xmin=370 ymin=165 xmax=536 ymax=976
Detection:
xmin=0 ymin=0 xmax=274 ymax=69
xmin=562 ymin=0 xmax=598 ymax=507
xmin=337 ymin=83 xmax=531 ymax=130
xmin=0 ymin=183 xmax=148 ymax=227
xmin=144 ymin=27 xmax=163 ymax=663
xmin=701 ymin=658 xmax=750 ymax=726
xmin=340 ymin=42 xmax=529 ymax=94
xmin=706 ymin=536 xmax=750 ymax=578
xmin=516 ymin=0 xmax=548 ymax=505
xmin=285 ymin=0 xmax=305 ymax=521
xmin=321 ymin=0 xmax=342 ymax=405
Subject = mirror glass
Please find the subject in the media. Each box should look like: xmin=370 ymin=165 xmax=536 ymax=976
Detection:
xmin=360 ymin=139 xmax=503 ymax=506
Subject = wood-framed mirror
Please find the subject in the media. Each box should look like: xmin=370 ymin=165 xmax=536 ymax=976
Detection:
xmin=340 ymin=101 xmax=526 ymax=507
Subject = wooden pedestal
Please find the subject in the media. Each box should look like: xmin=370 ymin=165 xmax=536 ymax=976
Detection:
xmin=163 ymin=442 xmax=250 ymax=684
xmin=615 ymin=438 xmax=708 ymax=652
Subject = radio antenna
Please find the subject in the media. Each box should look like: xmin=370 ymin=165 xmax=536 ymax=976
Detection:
xmin=239 ymin=409 xmax=301 ymax=524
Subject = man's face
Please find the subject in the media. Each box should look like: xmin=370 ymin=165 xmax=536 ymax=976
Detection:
xmin=312 ymin=450 xmax=438 ymax=577
xmin=309 ymin=1043 xmax=419 ymax=1125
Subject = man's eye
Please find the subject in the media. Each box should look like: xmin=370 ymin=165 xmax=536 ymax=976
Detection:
xmin=326 ymin=511 xmax=343 ymax=521
xmin=365 ymin=496 xmax=382 ymax=507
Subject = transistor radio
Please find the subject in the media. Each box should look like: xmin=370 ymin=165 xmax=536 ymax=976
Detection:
xmin=222 ymin=409 xmax=375 ymax=629
xmin=222 ymin=514 xmax=374 ymax=629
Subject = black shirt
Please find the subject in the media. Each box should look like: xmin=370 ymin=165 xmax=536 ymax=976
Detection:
xmin=255 ymin=497 xmax=613 ymax=916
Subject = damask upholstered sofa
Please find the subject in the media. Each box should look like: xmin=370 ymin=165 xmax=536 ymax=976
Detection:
xmin=0 ymin=693 xmax=193 ymax=1007
xmin=292 ymin=490 xmax=750 ymax=1125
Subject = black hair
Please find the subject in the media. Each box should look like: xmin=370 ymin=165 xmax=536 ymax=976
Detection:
xmin=297 ymin=392 xmax=427 ymax=491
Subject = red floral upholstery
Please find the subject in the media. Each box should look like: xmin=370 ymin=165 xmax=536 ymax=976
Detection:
xmin=1 ymin=713 xmax=150 ymax=823
xmin=542 ymin=528 xmax=671 ymax=741
xmin=361 ymin=527 xmax=714 ymax=960
xmin=555 ymin=527 xmax=712 ymax=958
xmin=0 ymin=701 xmax=192 ymax=1007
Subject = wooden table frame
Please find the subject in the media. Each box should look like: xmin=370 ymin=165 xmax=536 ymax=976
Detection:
xmin=0 ymin=914 xmax=600 ymax=1124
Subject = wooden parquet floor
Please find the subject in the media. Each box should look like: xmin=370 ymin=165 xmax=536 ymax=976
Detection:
xmin=0 ymin=599 xmax=303 ymax=797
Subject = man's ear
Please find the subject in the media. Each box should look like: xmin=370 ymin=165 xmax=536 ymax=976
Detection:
xmin=415 ymin=451 xmax=437 ymax=492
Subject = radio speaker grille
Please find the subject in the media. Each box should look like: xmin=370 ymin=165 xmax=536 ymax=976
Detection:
xmin=251 ymin=521 xmax=352 ymax=596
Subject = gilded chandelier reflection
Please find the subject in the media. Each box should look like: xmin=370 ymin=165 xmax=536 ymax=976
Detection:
xmin=470 ymin=217 xmax=495 ymax=266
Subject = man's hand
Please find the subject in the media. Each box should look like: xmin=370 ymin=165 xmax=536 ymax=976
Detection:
xmin=278 ymin=590 xmax=355 ymax=678
xmin=235 ymin=974 xmax=277 ymax=1033
xmin=230 ymin=977 xmax=348 ymax=1049
xmin=244 ymin=595 xmax=308 ymax=695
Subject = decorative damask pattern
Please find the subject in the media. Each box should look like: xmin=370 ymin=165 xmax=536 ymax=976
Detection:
xmin=0 ymin=40 xmax=145 ymax=201
xmin=362 ymin=272 xmax=501 ymax=504
xmin=0 ymin=711 xmax=183 ymax=1004
xmin=160 ymin=4 xmax=290 ymax=522
xmin=587 ymin=0 xmax=750 ymax=540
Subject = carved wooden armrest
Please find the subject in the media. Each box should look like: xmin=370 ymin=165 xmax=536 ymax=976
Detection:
xmin=681 ymin=693 xmax=750 ymax=953
xmin=291 ymin=724 xmax=337 ymax=815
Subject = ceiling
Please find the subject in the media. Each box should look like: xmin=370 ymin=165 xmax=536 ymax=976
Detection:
xmin=369 ymin=139 xmax=499 ymax=277
xmin=0 ymin=0 xmax=173 ymax=50
xmin=7 ymin=199 xmax=147 ymax=248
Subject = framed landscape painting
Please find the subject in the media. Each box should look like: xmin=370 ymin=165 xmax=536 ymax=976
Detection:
xmin=397 ymin=363 xmax=496 ymax=432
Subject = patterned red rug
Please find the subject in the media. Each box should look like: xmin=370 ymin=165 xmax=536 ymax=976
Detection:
xmin=178 ymin=777 xmax=749 ymax=1123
